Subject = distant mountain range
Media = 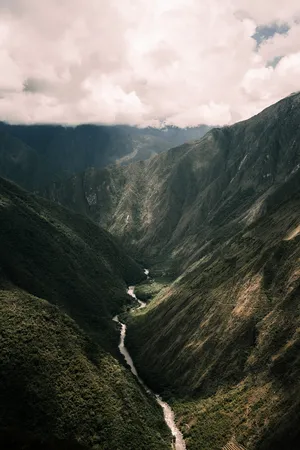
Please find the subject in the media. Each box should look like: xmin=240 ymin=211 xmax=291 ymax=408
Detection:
xmin=0 ymin=122 xmax=210 ymax=190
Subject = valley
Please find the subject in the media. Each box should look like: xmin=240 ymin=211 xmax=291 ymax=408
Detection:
xmin=42 ymin=92 xmax=300 ymax=449
xmin=113 ymin=284 xmax=186 ymax=450
xmin=0 ymin=177 xmax=171 ymax=449
xmin=2 ymin=1 xmax=300 ymax=449
xmin=1 ymin=92 xmax=300 ymax=449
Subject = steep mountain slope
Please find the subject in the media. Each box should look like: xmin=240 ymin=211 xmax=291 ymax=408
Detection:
xmin=121 ymin=96 xmax=300 ymax=449
xmin=44 ymin=93 xmax=300 ymax=272
xmin=0 ymin=122 xmax=209 ymax=191
xmin=44 ymin=92 xmax=300 ymax=449
xmin=0 ymin=177 xmax=170 ymax=449
xmin=127 ymin=182 xmax=300 ymax=449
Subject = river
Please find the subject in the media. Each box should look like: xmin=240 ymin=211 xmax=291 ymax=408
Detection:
xmin=113 ymin=272 xmax=186 ymax=450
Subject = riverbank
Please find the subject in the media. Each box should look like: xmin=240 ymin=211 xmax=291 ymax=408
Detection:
xmin=113 ymin=282 xmax=186 ymax=450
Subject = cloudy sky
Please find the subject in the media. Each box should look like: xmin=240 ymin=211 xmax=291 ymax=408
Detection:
xmin=0 ymin=0 xmax=300 ymax=126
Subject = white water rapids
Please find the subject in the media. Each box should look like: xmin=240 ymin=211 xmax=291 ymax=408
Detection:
xmin=113 ymin=271 xmax=186 ymax=450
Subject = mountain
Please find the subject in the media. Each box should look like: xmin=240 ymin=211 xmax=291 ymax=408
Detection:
xmin=0 ymin=177 xmax=170 ymax=449
xmin=43 ymin=93 xmax=300 ymax=269
xmin=0 ymin=122 xmax=210 ymax=191
xmin=127 ymin=186 xmax=300 ymax=450
xmin=44 ymin=92 xmax=300 ymax=449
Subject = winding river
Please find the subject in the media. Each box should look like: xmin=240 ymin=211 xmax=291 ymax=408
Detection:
xmin=113 ymin=271 xmax=186 ymax=450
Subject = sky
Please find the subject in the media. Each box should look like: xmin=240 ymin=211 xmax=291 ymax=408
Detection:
xmin=0 ymin=0 xmax=300 ymax=127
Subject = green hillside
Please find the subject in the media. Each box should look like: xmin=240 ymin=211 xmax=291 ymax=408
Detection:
xmin=127 ymin=183 xmax=300 ymax=449
xmin=0 ymin=177 xmax=170 ymax=449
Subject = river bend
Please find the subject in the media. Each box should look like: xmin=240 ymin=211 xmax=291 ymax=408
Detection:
xmin=113 ymin=275 xmax=186 ymax=450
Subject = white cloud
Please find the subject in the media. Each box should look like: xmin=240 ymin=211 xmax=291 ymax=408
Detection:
xmin=0 ymin=0 xmax=300 ymax=126
xmin=232 ymin=0 xmax=300 ymax=23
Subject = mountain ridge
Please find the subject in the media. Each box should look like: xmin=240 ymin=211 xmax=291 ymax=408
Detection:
xmin=0 ymin=122 xmax=210 ymax=191
xmin=43 ymin=92 xmax=300 ymax=273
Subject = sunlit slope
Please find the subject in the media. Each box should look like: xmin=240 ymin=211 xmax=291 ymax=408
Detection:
xmin=127 ymin=180 xmax=300 ymax=450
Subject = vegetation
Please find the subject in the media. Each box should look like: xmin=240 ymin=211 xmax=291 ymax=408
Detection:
xmin=3 ymin=92 xmax=300 ymax=449
xmin=44 ymin=93 xmax=300 ymax=274
xmin=134 ymin=277 xmax=171 ymax=301
xmin=126 ymin=189 xmax=300 ymax=449
xmin=0 ymin=177 xmax=170 ymax=449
